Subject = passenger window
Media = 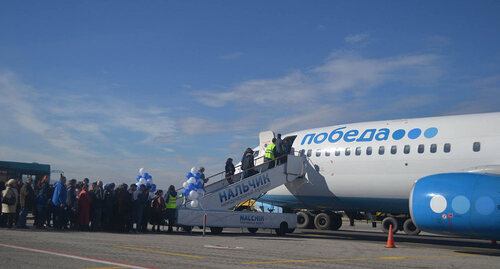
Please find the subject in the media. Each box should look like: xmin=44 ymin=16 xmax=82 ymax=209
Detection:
xmin=444 ymin=143 xmax=451 ymax=153
xmin=299 ymin=149 xmax=305 ymax=156
xmin=473 ymin=142 xmax=480 ymax=152
xmin=253 ymin=150 xmax=259 ymax=158
xmin=345 ymin=147 xmax=351 ymax=156
xmin=316 ymin=149 xmax=321 ymax=157
xmin=418 ymin=144 xmax=424 ymax=154
xmin=430 ymin=144 xmax=437 ymax=153
xmin=307 ymin=149 xmax=312 ymax=157
xmin=379 ymin=146 xmax=385 ymax=155
xmin=391 ymin=145 xmax=397 ymax=154
xmin=335 ymin=149 xmax=341 ymax=156
xmin=366 ymin=146 xmax=372 ymax=155
xmin=355 ymin=147 xmax=361 ymax=156
xmin=325 ymin=150 xmax=331 ymax=157
xmin=404 ymin=145 xmax=410 ymax=154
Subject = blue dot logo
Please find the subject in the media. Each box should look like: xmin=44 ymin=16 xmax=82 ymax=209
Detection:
xmin=392 ymin=129 xmax=405 ymax=140
xmin=452 ymin=196 xmax=470 ymax=214
xmin=408 ymin=128 xmax=422 ymax=139
xmin=475 ymin=196 xmax=495 ymax=215
xmin=424 ymin=127 xmax=438 ymax=138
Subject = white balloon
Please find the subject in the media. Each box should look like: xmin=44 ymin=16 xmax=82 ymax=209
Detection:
xmin=187 ymin=177 xmax=196 ymax=184
xmin=139 ymin=168 xmax=144 ymax=175
xmin=139 ymin=178 xmax=146 ymax=185
xmin=189 ymin=190 xmax=199 ymax=199
xmin=183 ymin=182 xmax=188 ymax=189
xmin=190 ymin=167 xmax=197 ymax=174
xmin=197 ymin=189 xmax=205 ymax=196
xmin=190 ymin=200 xmax=199 ymax=208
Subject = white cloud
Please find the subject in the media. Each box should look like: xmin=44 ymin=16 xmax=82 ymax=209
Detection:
xmin=163 ymin=147 xmax=175 ymax=153
xmin=193 ymin=51 xmax=441 ymax=110
xmin=345 ymin=33 xmax=370 ymax=44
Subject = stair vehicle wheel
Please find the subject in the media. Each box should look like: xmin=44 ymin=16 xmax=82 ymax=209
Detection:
xmin=287 ymin=228 xmax=295 ymax=233
xmin=210 ymin=227 xmax=223 ymax=234
xmin=403 ymin=219 xmax=420 ymax=236
xmin=314 ymin=213 xmax=331 ymax=230
xmin=296 ymin=211 xmax=311 ymax=229
xmin=275 ymin=222 xmax=288 ymax=236
xmin=329 ymin=213 xmax=342 ymax=231
xmin=247 ymin=228 xmax=258 ymax=234
xmin=381 ymin=217 xmax=398 ymax=234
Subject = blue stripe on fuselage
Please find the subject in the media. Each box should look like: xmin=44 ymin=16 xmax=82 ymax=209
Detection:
xmin=258 ymin=194 xmax=409 ymax=213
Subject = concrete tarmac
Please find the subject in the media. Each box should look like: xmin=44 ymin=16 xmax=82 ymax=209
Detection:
xmin=0 ymin=222 xmax=499 ymax=269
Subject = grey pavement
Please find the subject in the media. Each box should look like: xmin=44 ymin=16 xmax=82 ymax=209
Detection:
xmin=0 ymin=222 xmax=499 ymax=269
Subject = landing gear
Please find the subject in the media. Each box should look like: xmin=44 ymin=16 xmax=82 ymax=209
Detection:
xmin=381 ymin=217 xmax=399 ymax=234
xmin=296 ymin=211 xmax=313 ymax=229
xmin=403 ymin=219 xmax=420 ymax=235
xmin=314 ymin=213 xmax=331 ymax=230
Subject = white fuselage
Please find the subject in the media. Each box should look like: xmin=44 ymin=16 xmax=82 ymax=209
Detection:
xmin=261 ymin=112 xmax=500 ymax=213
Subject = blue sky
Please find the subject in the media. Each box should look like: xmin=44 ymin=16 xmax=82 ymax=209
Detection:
xmin=1 ymin=1 xmax=499 ymax=188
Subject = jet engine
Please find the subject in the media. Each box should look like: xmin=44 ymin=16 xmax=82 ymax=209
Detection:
xmin=410 ymin=173 xmax=500 ymax=240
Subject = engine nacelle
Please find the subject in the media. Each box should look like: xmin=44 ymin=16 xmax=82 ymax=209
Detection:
xmin=410 ymin=173 xmax=500 ymax=240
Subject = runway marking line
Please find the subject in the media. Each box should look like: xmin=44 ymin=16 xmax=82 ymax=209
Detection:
xmin=0 ymin=242 xmax=158 ymax=269
xmin=113 ymin=245 xmax=207 ymax=259
xmin=83 ymin=267 xmax=127 ymax=269
xmin=242 ymin=253 xmax=477 ymax=264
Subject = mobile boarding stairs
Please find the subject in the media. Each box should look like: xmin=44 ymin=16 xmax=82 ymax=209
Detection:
xmin=175 ymin=154 xmax=306 ymax=235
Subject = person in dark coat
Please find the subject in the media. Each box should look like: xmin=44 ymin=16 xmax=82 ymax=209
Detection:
xmin=116 ymin=184 xmax=131 ymax=232
xmin=151 ymin=190 xmax=165 ymax=232
xmin=242 ymin=148 xmax=257 ymax=178
xmin=77 ymin=184 xmax=91 ymax=230
xmin=103 ymin=183 xmax=115 ymax=231
xmin=225 ymin=158 xmax=235 ymax=184
xmin=66 ymin=179 xmax=77 ymax=229
xmin=17 ymin=177 xmax=34 ymax=228
xmin=91 ymin=180 xmax=104 ymax=231
xmin=132 ymin=184 xmax=148 ymax=233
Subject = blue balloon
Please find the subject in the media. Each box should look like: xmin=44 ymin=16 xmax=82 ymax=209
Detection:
xmin=196 ymin=181 xmax=203 ymax=188
xmin=188 ymin=183 xmax=195 ymax=190
xmin=147 ymin=175 xmax=152 ymax=180
xmin=136 ymin=175 xmax=141 ymax=181
xmin=142 ymin=172 xmax=149 ymax=179
xmin=151 ymin=184 xmax=157 ymax=192
xmin=182 ymin=189 xmax=190 ymax=196
xmin=186 ymin=172 xmax=194 ymax=179
xmin=194 ymin=172 xmax=201 ymax=180
xmin=146 ymin=182 xmax=151 ymax=187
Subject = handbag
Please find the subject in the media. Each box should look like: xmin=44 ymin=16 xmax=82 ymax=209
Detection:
xmin=1 ymin=190 xmax=15 ymax=205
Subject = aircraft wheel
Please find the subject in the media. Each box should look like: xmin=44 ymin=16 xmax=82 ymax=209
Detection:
xmin=403 ymin=219 xmax=420 ymax=235
xmin=381 ymin=217 xmax=398 ymax=234
xmin=296 ymin=211 xmax=312 ymax=229
xmin=314 ymin=213 xmax=331 ymax=230
xmin=329 ymin=213 xmax=342 ymax=231
xmin=287 ymin=228 xmax=295 ymax=233
xmin=247 ymin=228 xmax=258 ymax=234
xmin=210 ymin=227 xmax=223 ymax=234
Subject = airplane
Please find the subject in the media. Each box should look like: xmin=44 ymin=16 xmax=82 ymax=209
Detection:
xmin=249 ymin=112 xmax=500 ymax=239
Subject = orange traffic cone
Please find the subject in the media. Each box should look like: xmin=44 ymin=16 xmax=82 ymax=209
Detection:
xmin=385 ymin=224 xmax=396 ymax=248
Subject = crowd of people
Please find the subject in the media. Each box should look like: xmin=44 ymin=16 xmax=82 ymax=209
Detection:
xmin=0 ymin=134 xmax=291 ymax=234
xmin=0 ymin=175 xmax=178 ymax=233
